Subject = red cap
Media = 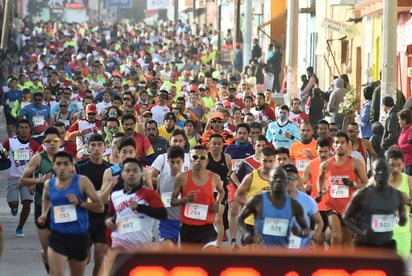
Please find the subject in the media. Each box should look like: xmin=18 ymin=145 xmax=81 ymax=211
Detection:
xmin=211 ymin=112 xmax=224 ymax=120
xmin=171 ymin=72 xmax=179 ymax=77
xmin=235 ymin=43 xmax=241 ymax=48
xmin=189 ymin=85 xmax=198 ymax=92
xmin=252 ymin=38 xmax=258 ymax=42
xmin=222 ymin=100 xmax=231 ymax=107
xmin=85 ymin=104 xmax=97 ymax=114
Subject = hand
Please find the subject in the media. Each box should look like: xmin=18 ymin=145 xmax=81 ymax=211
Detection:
xmin=66 ymin=194 xmax=80 ymax=205
xmin=284 ymin=131 xmax=292 ymax=139
xmin=211 ymin=202 xmax=219 ymax=213
xmin=105 ymin=218 xmax=116 ymax=230
xmin=37 ymin=215 xmax=47 ymax=226
xmin=242 ymin=233 xmax=254 ymax=245
xmin=315 ymin=193 xmax=323 ymax=203
xmin=128 ymin=200 xmax=138 ymax=210
xmin=342 ymin=178 xmax=355 ymax=187
xmin=28 ymin=185 xmax=35 ymax=195
xmin=291 ymin=225 xmax=301 ymax=236
xmin=41 ymin=173 xmax=52 ymax=183
xmin=185 ymin=191 xmax=196 ymax=203
xmin=305 ymin=149 xmax=314 ymax=159
xmin=110 ymin=175 xmax=120 ymax=188
xmin=305 ymin=184 xmax=313 ymax=193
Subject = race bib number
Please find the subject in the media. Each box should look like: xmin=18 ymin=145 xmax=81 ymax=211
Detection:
xmin=262 ymin=218 xmax=289 ymax=237
xmin=117 ymin=214 xmax=141 ymax=234
xmin=33 ymin=116 xmax=45 ymax=125
xmin=14 ymin=149 xmax=30 ymax=161
xmin=288 ymin=234 xmax=302 ymax=249
xmin=296 ymin=160 xmax=310 ymax=172
xmin=372 ymin=214 xmax=395 ymax=232
xmin=53 ymin=204 xmax=77 ymax=223
xmin=161 ymin=192 xmax=172 ymax=208
xmin=330 ymin=185 xmax=349 ymax=198
xmin=184 ymin=203 xmax=208 ymax=220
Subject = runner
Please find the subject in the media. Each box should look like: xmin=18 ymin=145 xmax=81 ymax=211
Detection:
xmin=238 ymin=167 xmax=310 ymax=247
xmin=343 ymin=159 xmax=406 ymax=250
xmin=37 ymin=151 xmax=103 ymax=276
xmin=171 ymin=145 xmax=225 ymax=247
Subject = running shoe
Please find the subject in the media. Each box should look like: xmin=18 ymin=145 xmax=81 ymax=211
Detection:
xmin=10 ymin=207 xmax=18 ymax=216
xmin=16 ymin=227 xmax=25 ymax=237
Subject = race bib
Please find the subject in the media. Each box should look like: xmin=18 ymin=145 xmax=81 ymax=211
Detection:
xmin=296 ymin=159 xmax=310 ymax=172
xmin=54 ymin=204 xmax=77 ymax=223
xmin=14 ymin=149 xmax=30 ymax=161
xmin=288 ymin=234 xmax=302 ymax=249
xmin=33 ymin=116 xmax=45 ymax=125
xmin=372 ymin=214 xmax=395 ymax=232
xmin=330 ymin=185 xmax=349 ymax=198
xmin=184 ymin=203 xmax=208 ymax=220
xmin=161 ymin=192 xmax=173 ymax=208
xmin=117 ymin=214 xmax=141 ymax=234
xmin=231 ymin=159 xmax=242 ymax=170
xmin=262 ymin=218 xmax=289 ymax=237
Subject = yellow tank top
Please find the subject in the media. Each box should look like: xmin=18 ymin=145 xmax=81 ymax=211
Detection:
xmin=245 ymin=169 xmax=271 ymax=225
xmin=393 ymin=173 xmax=410 ymax=233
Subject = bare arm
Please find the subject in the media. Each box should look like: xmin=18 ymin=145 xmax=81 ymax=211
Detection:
xmin=291 ymin=199 xmax=310 ymax=237
xmin=310 ymin=211 xmax=324 ymax=243
xmin=343 ymin=189 xmax=368 ymax=236
xmin=41 ymin=180 xmax=51 ymax=217
xmin=78 ymin=175 xmax=104 ymax=213
xmin=143 ymin=168 xmax=153 ymax=189
xmin=353 ymin=159 xmax=368 ymax=188
xmin=397 ymin=190 xmax=407 ymax=227
xmin=317 ymin=160 xmax=328 ymax=196
xmin=19 ymin=153 xmax=51 ymax=186
xmin=234 ymin=172 xmax=253 ymax=205
xmin=99 ymin=168 xmax=119 ymax=203
xmin=302 ymin=164 xmax=312 ymax=191
xmin=151 ymin=168 xmax=160 ymax=187
xmin=171 ymin=173 xmax=194 ymax=206
xmin=237 ymin=195 xmax=262 ymax=244
xmin=213 ymin=173 xmax=225 ymax=211
xmin=363 ymin=140 xmax=377 ymax=161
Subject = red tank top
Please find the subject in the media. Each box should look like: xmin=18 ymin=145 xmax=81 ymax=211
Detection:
xmin=307 ymin=158 xmax=327 ymax=211
xmin=356 ymin=138 xmax=367 ymax=163
xmin=180 ymin=170 xmax=215 ymax=225
xmin=324 ymin=157 xmax=358 ymax=215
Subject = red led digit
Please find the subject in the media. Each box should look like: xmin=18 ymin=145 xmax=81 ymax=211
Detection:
xmin=312 ymin=269 xmax=350 ymax=276
xmin=129 ymin=266 xmax=168 ymax=276
xmin=220 ymin=267 xmax=261 ymax=276
xmin=285 ymin=272 xmax=300 ymax=276
xmin=169 ymin=266 xmax=208 ymax=276
xmin=351 ymin=271 xmax=387 ymax=276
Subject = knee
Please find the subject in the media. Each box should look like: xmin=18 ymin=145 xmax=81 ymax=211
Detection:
xmin=8 ymin=202 xmax=18 ymax=208
xmin=22 ymin=200 xmax=32 ymax=207
xmin=331 ymin=231 xmax=343 ymax=244
xmin=229 ymin=207 xmax=238 ymax=217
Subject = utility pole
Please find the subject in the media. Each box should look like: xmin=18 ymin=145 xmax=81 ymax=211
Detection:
xmin=1 ymin=0 xmax=13 ymax=49
xmin=242 ymin=0 xmax=252 ymax=66
xmin=174 ymin=0 xmax=179 ymax=24
xmin=285 ymin=0 xmax=299 ymax=105
xmin=379 ymin=0 xmax=397 ymax=122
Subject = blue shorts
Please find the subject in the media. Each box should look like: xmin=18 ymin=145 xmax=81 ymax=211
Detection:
xmin=159 ymin=219 xmax=180 ymax=243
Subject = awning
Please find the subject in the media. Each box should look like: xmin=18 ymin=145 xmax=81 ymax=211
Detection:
xmin=258 ymin=11 xmax=286 ymax=29
xmin=354 ymin=0 xmax=412 ymax=17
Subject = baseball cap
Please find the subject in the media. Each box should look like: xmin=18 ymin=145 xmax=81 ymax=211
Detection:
xmin=184 ymin=70 xmax=191 ymax=75
xmin=142 ymin=110 xmax=153 ymax=117
xmin=85 ymin=104 xmax=97 ymax=114
xmin=32 ymin=75 xmax=39 ymax=81
xmin=189 ymin=85 xmax=198 ymax=92
xmin=283 ymin=164 xmax=298 ymax=174
xmin=159 ymin=86 xmax=169 ymax=92
xmin=222 ymin=100 xmax=231 ymax=107
xmin=164 ymin=112 xmax=176 ymax=122
xmin=211 ymin=112 xmax=224 ymax=120
xmin=228 ymin=85 xmax=236 ymax=91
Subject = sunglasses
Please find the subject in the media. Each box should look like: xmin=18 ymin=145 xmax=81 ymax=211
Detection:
xmin=123 ymin=98 xmax=131 ymax=101
xmin=88 ymin=113 xmax=97 ymax=116
xmin=44 ymin=138 xmax=60 ymax=144
xmin=109 ymin=111 xmax=118 ymax=115
xmin=330 ymin=129 xmax=338 ymax=132
xmin=211 ymin=119 xmax=223 ymax=123
xmin=34 ymin=98 xmax=43 ymax=101
xmin=191 ymin=155 xmax=207 ymax=160
xmin=287 ymin=175 xmax=299 ymax=181
xmin=60 ymin=105 xmax=67 ymax=107
xmin=64 ymin=92 xmax=71 ymax=95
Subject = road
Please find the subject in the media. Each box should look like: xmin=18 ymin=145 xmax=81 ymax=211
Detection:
xmin=0 ymin=109 xmax=411 ymax=275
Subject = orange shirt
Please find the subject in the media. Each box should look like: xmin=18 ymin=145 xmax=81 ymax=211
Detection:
xmin=290 ymin=139 xmax=318 ymax=176
xmin=306 ymin=158 xmax=327 ymax=211
xmin=324 ymin=157 xmax=358 ymax=215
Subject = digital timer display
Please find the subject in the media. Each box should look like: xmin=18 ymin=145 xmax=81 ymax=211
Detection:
xmin=108 ymin=247 xmax=405 ymax=276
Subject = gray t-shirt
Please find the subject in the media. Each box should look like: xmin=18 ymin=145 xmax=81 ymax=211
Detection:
xmin=158 ymin=173 xmax=181 ymax=220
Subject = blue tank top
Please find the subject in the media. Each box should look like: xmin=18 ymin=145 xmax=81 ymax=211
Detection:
xmin=49 ymin=174 xmax=89 ymax=234
xmin=255 ymin=193 xmax=293 ymax=246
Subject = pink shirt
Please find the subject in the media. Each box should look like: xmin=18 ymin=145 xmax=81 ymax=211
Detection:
xmin=398 ymin=125 xmax=412 ymax=165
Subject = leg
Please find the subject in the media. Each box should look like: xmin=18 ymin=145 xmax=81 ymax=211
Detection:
xmin=93 ymin=243 xmax=108 ymax=276
xmin=18 ymin=198 xmax=32 ymax=230
xmin=215 ymin=204 xmax=225 ymax=248
xmin=48 ymin=246 xmax=68 ymax=276
xmin=160 ymin=239 xmax=175 ymax=248
xmin=7 ymin=178 xmax=19 ymax=216
xmin=37 ymin=228 xmax=50 ymax=265
xmin=228 ymin=200 xmax=240 ymax=244
xmin=68 ymin=258 xmax=88 ymax=276
xmin=341 ymin=225 xmax=353 ymax=247
xmin=328 ymin=213 xmax=343 ymax=247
